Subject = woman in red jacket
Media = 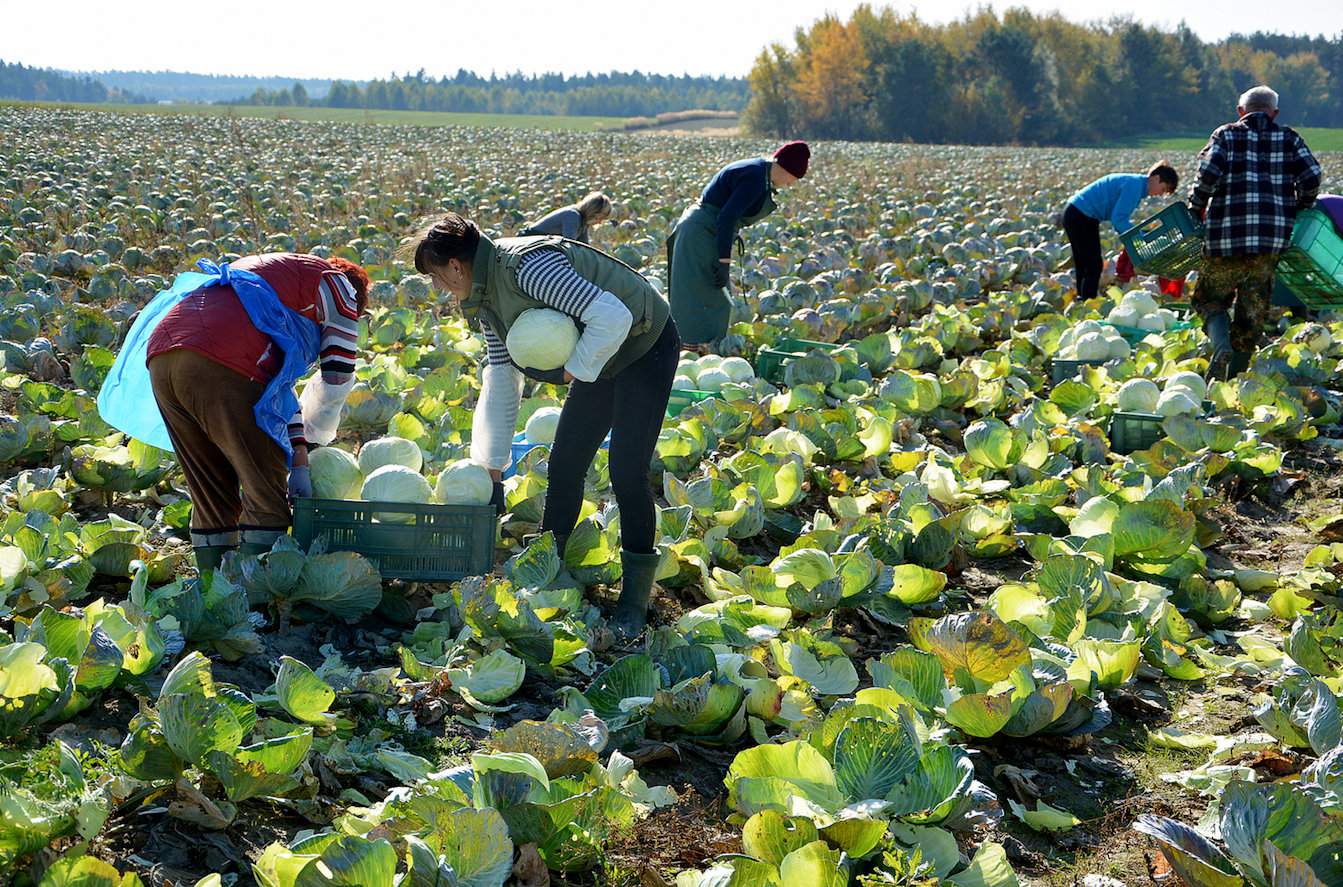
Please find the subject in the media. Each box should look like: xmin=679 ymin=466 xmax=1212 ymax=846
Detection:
xmin=140 ymin=254 xmax=369 ymax=572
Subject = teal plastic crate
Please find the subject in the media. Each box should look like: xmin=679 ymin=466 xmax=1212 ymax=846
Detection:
xmin=1109 ymin=400 xmax=1214 ymax=455
xmin=1276 ymin=208 xmax=1343 ymax=310
xmin=1103 ymin=320 xmax=1195 ymax=345
xmin=755 ymin=337 xmax=840 ymax=384
xmin=1048 ymin=358 xmax=1106 ymax=385
xmin=1120 ymin=204 xmax=1205 ymax=278
xmin=292 ymin=497 xmax=495 ymax=582
xmin=667 ymin=388 xmax=716 ymax=417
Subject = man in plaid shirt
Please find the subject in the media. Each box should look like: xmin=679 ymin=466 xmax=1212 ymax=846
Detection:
xmin=1189 ymin=85 xmax=1322 ymax=380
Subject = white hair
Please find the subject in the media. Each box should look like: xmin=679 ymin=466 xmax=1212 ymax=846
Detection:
xmin=1239 ymin=85 xmax=1279 ymax=112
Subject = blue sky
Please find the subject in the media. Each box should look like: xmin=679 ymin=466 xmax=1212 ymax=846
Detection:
xmin=4 ymin=0 xmax=1342 ymax=79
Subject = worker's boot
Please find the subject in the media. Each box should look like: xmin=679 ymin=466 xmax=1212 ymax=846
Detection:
xmin=1203 ymin=311 xmax=1234 ymax=381
xmin=238 ymin=528 xmax=287 ymax=559
xmin=194 ymin=545 xmax=235 ymax=576
xmin=191 ymin=529 xmax=239 ymax=577
xmin=610 ymin=550 xmax=661 ymax=642
xmin=1229 ymin=351 xmax=1253 ymax=379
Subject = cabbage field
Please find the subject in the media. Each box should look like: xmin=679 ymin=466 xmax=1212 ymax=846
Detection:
xmin=3 ymin=104 xmax=1343 ymax=887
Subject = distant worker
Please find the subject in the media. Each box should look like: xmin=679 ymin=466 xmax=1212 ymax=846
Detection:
xmin=1189 ymin=85 xmax=1321 ymax=380
xmin=98 ymin=254 xmax=369 ymax=573
xmin=1063 ymin=162 xmax=1179 ymax=300
xmin=668 ymin=141 xmax=810 ymax=345
xmin=521 ymin=191 xmax=614 ymax=244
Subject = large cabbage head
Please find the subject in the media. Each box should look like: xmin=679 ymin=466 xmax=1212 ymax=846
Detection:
xmin=1117 ymin=379 xmax=1160 ymax=413
xmin=1165 ymin=372 xmax=1207 ymax=401
xmin=524 ymin=407 xmax=562 ymax=445
xmin=308 ymin=447 xmax=363 ymax=500
xmin=506 ymin=308 xmax=579 ymax=370
xmin=435 ymin=459 xmax=494 ymax=506
xmin=361 ymin=465 xmax=432 ymax=522
xmin=358 ymin=436 xmax=422 ymax=474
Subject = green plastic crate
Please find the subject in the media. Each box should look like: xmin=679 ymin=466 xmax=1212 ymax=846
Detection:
xmin=666 ymin=388 xmax=716 ymax=417
xmin=1120 ymin=203 xmax=1205 ymax=278
xmin=292 ymin=498 xmax=495 ymax=582
xmin=1103 ymin=320 xmax=1195 ymax=345
xmin=755 ymin=337 xmax=840 ymax=384
xmin=1048 ymin=358 xmax=1106 ymax=385
xmin=1109 ymin=400 xmax=1215 ymax=455
xmin=1276 ymin=208 xmax=1343 ymax=310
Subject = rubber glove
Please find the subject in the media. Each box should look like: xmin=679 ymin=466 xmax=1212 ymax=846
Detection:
xmin=712 ymin=261 xmax=730 ymax=288
xmin=288 ymin=465 xmax=312 ymax=500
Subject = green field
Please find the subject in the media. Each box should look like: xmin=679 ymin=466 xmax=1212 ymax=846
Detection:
xmin=0 ymin=99 xmax=623 ymax=131
xmin=1123 ymin=126 xmax=1343 ymax=152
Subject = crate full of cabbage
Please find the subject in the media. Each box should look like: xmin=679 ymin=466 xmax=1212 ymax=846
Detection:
xmin=1109 ymin=372 xmax=1213 ymax=454
xmin=293 ymin=437 xmax=496 ymax=581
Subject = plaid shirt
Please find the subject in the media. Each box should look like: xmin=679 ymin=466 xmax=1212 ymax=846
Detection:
xmin=1189 ymin=112 xmax=1322 ymax=257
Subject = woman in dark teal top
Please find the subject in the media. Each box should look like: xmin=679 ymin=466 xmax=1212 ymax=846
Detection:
xmin=668 ymin=141 xmax=810 ymax=344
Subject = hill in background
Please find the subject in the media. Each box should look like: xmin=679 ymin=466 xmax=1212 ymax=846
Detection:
xmin=74 ymin=70 xmax=337 ymax=102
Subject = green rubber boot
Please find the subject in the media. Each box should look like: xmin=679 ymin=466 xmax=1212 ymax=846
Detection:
xmin=1204 ymin=311 xmax=1233 ymax=382
xmin=610 ymin=550 xmax=660 ymax=642
xmin=194 ymin=545 xmax=235 ymax=576
xmin=1229 ymin=351 xmax=1252 ymax=378
xmin=239 ymin=529 xmax=286 ymax=559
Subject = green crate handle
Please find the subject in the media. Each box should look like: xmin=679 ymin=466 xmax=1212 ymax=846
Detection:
xmin=666 ymin=388 xmax=716 ymax=417
xmin=1120 ymin=203 xmax=1205 ymax=278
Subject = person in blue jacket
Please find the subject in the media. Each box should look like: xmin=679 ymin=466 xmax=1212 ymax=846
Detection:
xmin=1063 ymin=162 xmax=1179 ymax=299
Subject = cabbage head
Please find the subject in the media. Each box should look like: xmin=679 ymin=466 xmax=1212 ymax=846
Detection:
xmin=357 ymin=436 xmax=422 ymax=474
xmin=309 ymin=447 xmax=363 ymax=500
xmin=435 ymin=459 xmax=494 ymax=506
xmin=507 ymin=308 xmax=579 ymax=370
xmin=525 ymin=407 xmax=563 ymax=444
xmin=361 ymin=465 xmax=433 ymax=522
xmin=1117 ymin=379 xmax=1160 ymax=413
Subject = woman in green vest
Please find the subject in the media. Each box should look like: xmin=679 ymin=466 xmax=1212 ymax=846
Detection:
xmin=408 ymin=213 xmax=678 ymax=639
xmin=668 ymin=141 xmax=810 ymax=345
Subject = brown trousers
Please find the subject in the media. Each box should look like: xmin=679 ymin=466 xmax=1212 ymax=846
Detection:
xmin=149 ymin=349 xmax=290 ymax=541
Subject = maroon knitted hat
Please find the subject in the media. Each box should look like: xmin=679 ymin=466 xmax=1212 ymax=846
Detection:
xmin=773 ymin=140 xmax=810 ymax=179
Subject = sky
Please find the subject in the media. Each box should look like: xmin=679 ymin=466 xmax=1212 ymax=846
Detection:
xmin=3 ymin=0 xmax=1342 ymax=80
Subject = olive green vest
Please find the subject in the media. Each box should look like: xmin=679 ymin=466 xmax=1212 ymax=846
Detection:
xmin=462 ymin=235 xmax=669 ymax=380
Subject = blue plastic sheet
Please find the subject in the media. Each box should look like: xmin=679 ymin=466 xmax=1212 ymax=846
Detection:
xmin=502 ymin=431 xmax=610 ymax=480
xmin=97 ymin=259 xmax=320 ymax=465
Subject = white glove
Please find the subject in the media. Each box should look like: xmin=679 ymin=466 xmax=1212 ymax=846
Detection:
xmin=299 ymin=374 xmax=354 ymax=446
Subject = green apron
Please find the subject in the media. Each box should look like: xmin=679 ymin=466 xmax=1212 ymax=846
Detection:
xmin=668 ymin=171 xmax=778 ymax=344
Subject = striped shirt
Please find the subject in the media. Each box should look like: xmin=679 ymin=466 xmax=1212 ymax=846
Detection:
xmin=471 ymin=247 xmax=633 ymax=470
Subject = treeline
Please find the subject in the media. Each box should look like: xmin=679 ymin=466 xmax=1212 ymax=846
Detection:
xmin=0 ymin=60 xmax=145 ymax=104
xmin=745 ymin=6 xmax=1343 ymax=144
xmin=235 ymin=70 xmax=749 ymax=117
xmin=84 ymin=70 xmax=333 ymax=103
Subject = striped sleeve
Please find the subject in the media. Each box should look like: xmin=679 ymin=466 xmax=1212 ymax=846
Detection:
xmin=515 ymin=249 xmax=604 ymax=317
xmin=480 ymin=320 xmax=513 ymax=367
xmin=287 ymin=407 xmax=307 ymax=448
xmin=315 ymin=271 xmax=360 ymax=384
